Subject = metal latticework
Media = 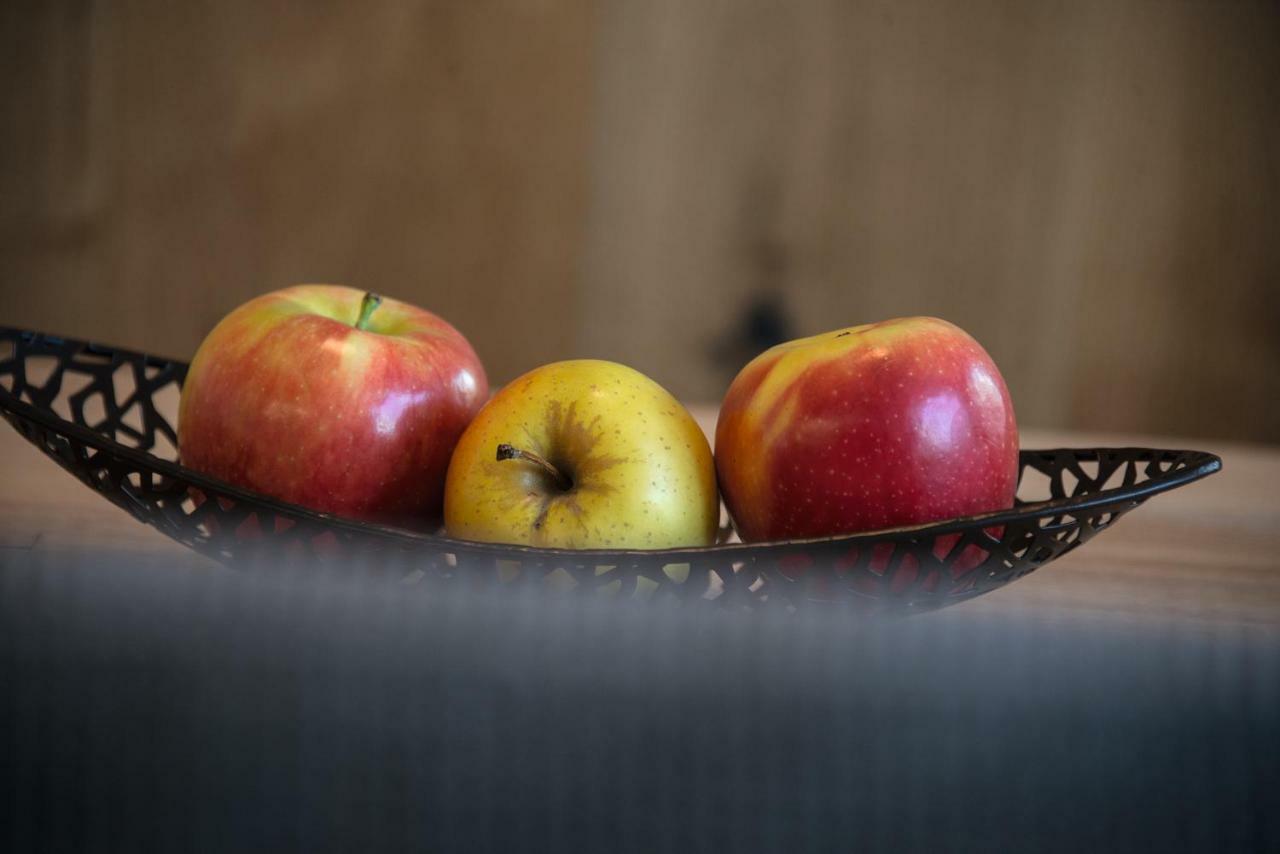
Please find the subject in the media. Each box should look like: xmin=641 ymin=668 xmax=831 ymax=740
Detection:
xmin=0 ymin=327 xmax=1221 ymax=611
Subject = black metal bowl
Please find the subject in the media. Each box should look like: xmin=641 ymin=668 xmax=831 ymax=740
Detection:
xmin=0 ymin=326 xmax=1221 ymax=611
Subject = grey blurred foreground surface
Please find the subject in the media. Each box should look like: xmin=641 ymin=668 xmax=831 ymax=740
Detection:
xmin=2 ymin=551 xmax=1277 ymax=853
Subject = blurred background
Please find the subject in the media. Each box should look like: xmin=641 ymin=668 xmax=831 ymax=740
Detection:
xmin=2 ymin=0 xmax=1277 ymax=441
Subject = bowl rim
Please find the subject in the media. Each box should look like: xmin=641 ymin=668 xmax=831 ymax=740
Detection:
xmin=0 ymin=326 xmax=1224 ymax=562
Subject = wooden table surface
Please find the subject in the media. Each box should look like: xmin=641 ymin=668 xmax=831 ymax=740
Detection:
xmin=3 ymin=409 xmax=1278 ymax=630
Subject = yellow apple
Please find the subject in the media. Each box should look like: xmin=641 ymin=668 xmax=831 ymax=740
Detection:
xmin=443 ymin=360 xmax=718 ymax=549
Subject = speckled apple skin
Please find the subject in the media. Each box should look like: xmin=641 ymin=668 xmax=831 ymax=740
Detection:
xmin=444 ymin=360 xmax=719 ymax=550
xmin=715 ymin=317 xmax=1018 ymax=543
xmin=178 ymin=285 xmax=488 ymax=529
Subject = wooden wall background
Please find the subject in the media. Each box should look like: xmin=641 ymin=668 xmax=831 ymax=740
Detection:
xmin=3 ymin=0 xmax=1278 ymax=442
xmin=0 ymin=1 xmax=596 ymax=392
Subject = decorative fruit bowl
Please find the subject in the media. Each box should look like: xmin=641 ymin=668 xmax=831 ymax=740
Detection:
xmin=0 ymin=326 xmax=1221 ymax=611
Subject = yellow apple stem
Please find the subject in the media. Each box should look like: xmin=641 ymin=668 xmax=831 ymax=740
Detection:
xmin=496 ymin=443 xmax=573 ymax=491
xmin=355 ymin=292 xmax=383 ymax=331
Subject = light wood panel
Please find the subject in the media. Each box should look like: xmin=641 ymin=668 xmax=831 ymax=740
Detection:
xmin=0 ymin=0 xmax=595 ymax=386
xmin=2 ymin=1 xmax=1277 ymax=441
xmin=579 ymin=0 xmax=1280 ymax=441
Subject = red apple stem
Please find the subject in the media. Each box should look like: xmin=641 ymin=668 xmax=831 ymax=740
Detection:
xmin=496 ymin=443 xmax=572 ymax=491
xmin=355 ymin=292 xmax=383 ymax=331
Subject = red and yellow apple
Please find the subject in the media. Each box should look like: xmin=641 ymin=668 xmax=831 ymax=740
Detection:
xmin=715 ymin=317 xmax=1018 ymax=542
xmin=178 ymin=284 xmax=487 ymax=528
xmin=444 ymin=359 xmax=718 ymax=549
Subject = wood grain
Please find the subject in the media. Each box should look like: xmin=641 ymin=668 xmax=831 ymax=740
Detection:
xmin=579 ymin=0 xmax=1280 ymax=441
xmin=3 ymin=1 xmax=1278 ymax=442
xmin=0 ymin=0 xmax=595 ymax=389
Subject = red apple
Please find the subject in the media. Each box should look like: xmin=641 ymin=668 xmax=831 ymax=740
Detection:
xmin=178 ymin=284 xmax=487 ymax=529
xmin=715 ymin=317 xmax=1018 ymax=543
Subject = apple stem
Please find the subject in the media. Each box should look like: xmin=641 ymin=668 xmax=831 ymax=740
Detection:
xmin=355 ymin=292 xmax=383 ymax=331
xmin=496 ymin=443 xmax=573 ymax=491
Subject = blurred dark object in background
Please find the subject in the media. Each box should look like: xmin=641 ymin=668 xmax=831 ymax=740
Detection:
xmin=2 ymin=0 xmax=1278 ymax=441
xmin=2 ymin=552 xmax=1277 ymax=853
xmin=710 ymin=288 xmax=794 ymax=387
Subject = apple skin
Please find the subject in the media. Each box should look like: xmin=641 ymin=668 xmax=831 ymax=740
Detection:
xmin=715 ymin=317 xmax=1018 ymax=543
xmin=178 ymin=284 xmax=487 ymax=529
xmin=444 ymin=359 xmax=719 ymax=549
